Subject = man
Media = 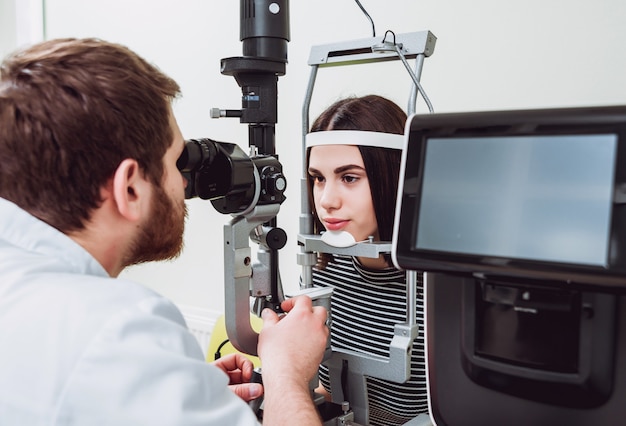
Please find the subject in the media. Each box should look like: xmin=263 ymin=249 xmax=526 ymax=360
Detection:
xmin=0 ymin=38 xmax=328 ymax=424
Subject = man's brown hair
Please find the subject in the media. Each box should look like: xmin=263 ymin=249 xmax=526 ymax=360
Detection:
xmin=0 ymin=38 xmax=181 ymax=232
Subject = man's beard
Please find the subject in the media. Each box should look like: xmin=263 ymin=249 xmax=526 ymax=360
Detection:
xmin=124 ymin=183 xmax=187 ymax=267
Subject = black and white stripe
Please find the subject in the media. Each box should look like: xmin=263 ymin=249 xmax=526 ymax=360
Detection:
xmin=314 ymin=255 xmax=428 ymax=426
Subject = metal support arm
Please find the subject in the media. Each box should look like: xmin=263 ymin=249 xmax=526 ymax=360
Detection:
xmin=224 ymin=204 xmax=281 ymax=356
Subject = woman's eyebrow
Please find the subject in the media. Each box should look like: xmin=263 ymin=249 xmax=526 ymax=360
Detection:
xmin=334 ymin=164 xmax=365 ymax=174
xmin=308 ymin=164 xmax=366 ymax=175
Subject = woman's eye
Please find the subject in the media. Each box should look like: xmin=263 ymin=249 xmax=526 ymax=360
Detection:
xmin=343 ymin=175 xmax=359 ymax=184
xmin=310 ymin=175 xmax=324 ymax=184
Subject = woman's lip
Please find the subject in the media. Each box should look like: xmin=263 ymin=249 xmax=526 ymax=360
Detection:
xmin=323 ymin=219 xmax=348 ymax=231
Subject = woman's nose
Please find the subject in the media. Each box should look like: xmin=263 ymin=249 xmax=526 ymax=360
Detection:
xmin=319 ymin=183 xmax=340 ymax=211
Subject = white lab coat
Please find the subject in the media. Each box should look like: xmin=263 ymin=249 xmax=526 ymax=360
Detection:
xmin=0 ymin=197 xmax=260 ymax=425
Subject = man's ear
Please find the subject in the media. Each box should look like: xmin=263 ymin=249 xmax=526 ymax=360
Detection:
xmin=111 ymin=159 xmax=151 ymax=222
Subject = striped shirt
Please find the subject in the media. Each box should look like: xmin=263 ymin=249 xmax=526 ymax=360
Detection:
xmin=313 ymin=255 xmax=428 ymax=426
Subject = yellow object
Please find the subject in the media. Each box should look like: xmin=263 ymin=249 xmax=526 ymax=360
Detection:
xmin=206 ymin=314 xmax=262 ymax=367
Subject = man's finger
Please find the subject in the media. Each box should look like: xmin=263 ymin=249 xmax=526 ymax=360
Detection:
xmin=261 ymin=307 xmax=280 ymax=326
xmin=215 ymin=353 xmax=253 ymax=373
xmin=230 ymin=383 xmax=264 ymax=402
xmin=280 ymin=295 xmax=313 ymax=313
xmin=312 ymin=305 xmax=329 ymax=322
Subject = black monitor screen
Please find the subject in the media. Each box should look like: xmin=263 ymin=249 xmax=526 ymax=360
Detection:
xmin=393 ymin=106 xmax=626 ymax=287
xmin=416 ymin=134 xmax=617 ymax=266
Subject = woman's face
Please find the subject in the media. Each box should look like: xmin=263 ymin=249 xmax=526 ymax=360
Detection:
xmin=308 ymin=144 xmax=379 ymax=242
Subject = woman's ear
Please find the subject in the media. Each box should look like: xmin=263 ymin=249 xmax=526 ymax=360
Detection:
xmin=111 ymin=159 xmax=151 ymax=222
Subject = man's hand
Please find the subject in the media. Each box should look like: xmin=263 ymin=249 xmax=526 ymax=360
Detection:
xmin=211 ymin=353 xmax=263 ymax=402
xmin=257 ymin=295 xmax=328 ymax=425
xmin=259 ymin=296 xmax=329 ymax=383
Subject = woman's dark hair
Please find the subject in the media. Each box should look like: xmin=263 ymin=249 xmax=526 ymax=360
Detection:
xmin=307 ymin=94 xmax=406 ymax=267
xmin=0 ymin=38 xmax=180 ymax=232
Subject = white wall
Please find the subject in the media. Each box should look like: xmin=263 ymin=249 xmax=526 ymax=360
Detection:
xmin=6 ymin=0 xmax=626 ymax=316
xmin=0 ymin=0 xmax=17 ymax=58
xmin=0 ymin=0 xmax=44 ymax=57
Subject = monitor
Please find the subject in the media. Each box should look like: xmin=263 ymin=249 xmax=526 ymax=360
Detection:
xmin=392 ymin=106 xmax=626 ymax=425
xmin=393 ymin=105 xmax=626 ymax=288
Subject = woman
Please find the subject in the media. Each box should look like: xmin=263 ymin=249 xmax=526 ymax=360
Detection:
xmin=306 ymin=95 xmax=427 ymax=425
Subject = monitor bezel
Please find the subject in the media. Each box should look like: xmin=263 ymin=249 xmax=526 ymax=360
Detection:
xmin=392 ymin=105 xmax=626 ymax=288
